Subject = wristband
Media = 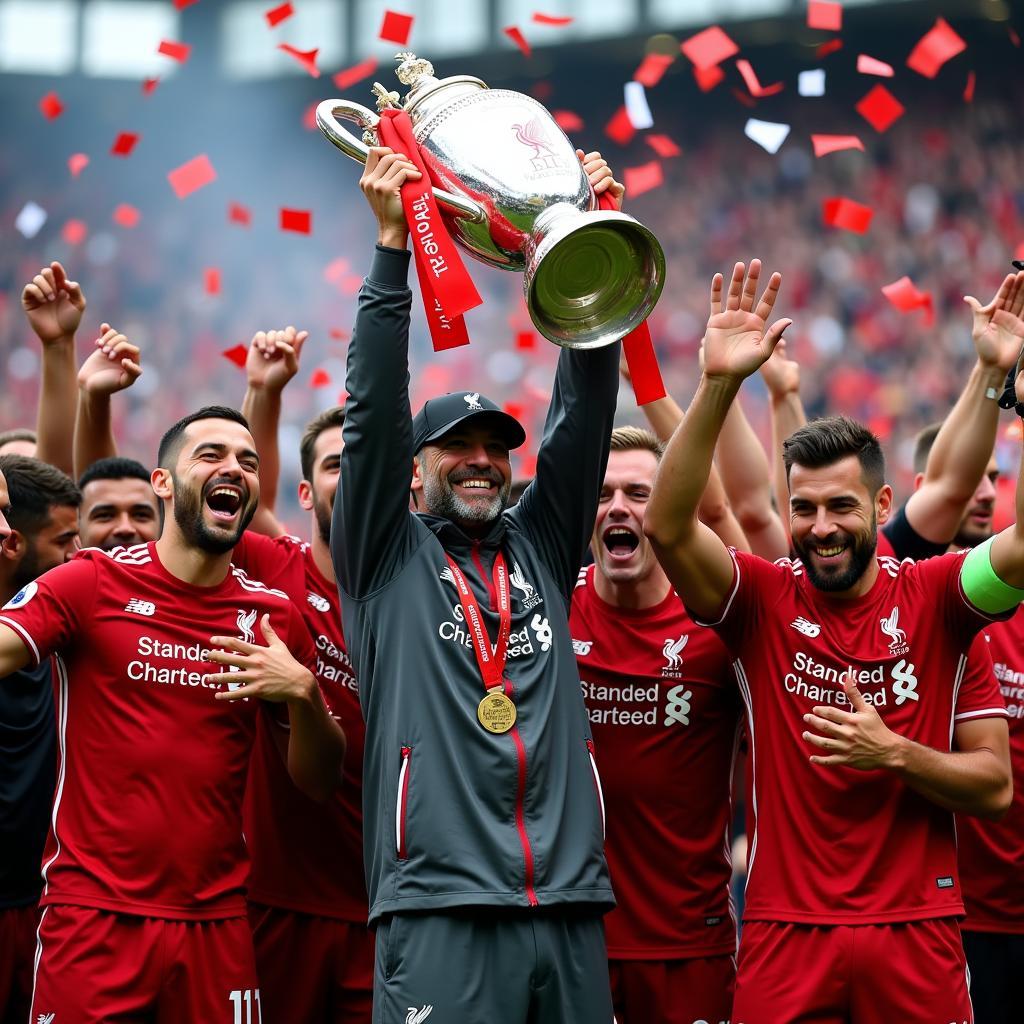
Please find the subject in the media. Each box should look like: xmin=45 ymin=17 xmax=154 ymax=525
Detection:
xmin=961 ymin=538 xmax=1024 ymax=615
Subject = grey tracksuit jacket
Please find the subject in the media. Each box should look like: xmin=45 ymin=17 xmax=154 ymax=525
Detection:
xmin=332 ymin=246 xmax=617 ymax=925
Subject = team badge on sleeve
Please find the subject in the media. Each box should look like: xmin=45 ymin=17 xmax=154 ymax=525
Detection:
xmin=3 ymin=581 xmax=37 ymax=609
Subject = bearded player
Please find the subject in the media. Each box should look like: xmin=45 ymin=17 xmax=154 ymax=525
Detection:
xmin=0 ymin=405 xmax=344 ymax=1023
xmin=646 ymin=261 xmax=1015 ymax=1024
xmin=571 ymin=426 xmax=740 ymax=1024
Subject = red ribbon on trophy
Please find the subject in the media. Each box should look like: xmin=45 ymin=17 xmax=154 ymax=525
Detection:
xmin=376 ymin=109 xmax=482 ymax=351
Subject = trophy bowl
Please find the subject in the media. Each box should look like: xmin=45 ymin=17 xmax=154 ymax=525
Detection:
xmin=317 ymin=53 xmax=666 ymax=350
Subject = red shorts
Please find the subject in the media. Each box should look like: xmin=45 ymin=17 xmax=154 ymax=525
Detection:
xmin=248 ymin=903 xmax=373 ymax=1024
xmin=31 ymin=904 xmax=260 ymax=1024
xmin=609 ymin=954 xmax=735 ymax=1024
xmin=0 ymin=903 xmax=40 ymax=1020
xmin=733 ymin=919 xmax=972 ymax=1024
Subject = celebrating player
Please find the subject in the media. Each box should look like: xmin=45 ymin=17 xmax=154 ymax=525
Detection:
xmin=645 ymin=260 xmax=1016 ymax=1024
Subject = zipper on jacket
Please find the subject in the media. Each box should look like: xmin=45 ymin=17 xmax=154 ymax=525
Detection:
xmin=586 ymin=739 xmax=606 ymax=840
xmin=396 ymin=746 xmax=412 ymax=860
xmin=511 ymin=722 xmax=538 ymax=906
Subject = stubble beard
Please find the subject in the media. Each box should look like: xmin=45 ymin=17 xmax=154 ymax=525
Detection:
xmin=171 ymin=475 xmax=255 ymax=555
xmin=421 ymin=471 xmax=511 ymax=526
xmin=796 ymin=515 xmax=878 ymax=593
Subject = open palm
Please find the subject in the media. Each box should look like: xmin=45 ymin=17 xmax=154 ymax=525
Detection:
xmin=966 ymin=271 xmax=1024 ymax=372
xmin=702 ymin=260 xmax=791 ymax=381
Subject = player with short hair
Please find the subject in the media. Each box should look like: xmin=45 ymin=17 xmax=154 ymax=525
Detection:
xmin=571 ymin=425 xmax=740 ymax=1024
xmin=0 ymin=405 xmax=345 ymax=1023
xmin=0 ymin=430 xmax=37 ymax=459
xmin=78 ymin=456 xmax=159 ymax=551
xmin=645 ymin=261 xmax=1016 ymax=1024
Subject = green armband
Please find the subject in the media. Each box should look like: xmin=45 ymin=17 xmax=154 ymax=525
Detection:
xmin=961 ymin=538 xmax=1024 ymax=614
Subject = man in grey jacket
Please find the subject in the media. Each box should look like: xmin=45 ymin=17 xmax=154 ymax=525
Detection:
xmin=332 ymin=146 xmax=624 ymax=1023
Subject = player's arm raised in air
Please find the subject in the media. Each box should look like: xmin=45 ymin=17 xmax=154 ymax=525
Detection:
xmin=903 ymin=271 xmax=1024 ymax=545
xmin=645 ymin=261 xmax=791 ymax=620
xmin=22 ymin=261 xmax=85 ymax=476
xmin=74 ymin=324 xmax=142 ymax=478
xmin=240 ymin=327 xmax=308 ymax=538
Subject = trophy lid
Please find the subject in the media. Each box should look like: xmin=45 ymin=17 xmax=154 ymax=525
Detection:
xmin=388 ymin=52 xmax=487 ymax=116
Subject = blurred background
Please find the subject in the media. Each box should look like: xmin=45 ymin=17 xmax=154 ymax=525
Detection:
xmin=1 ymin=0 xmax=1021 ymax=528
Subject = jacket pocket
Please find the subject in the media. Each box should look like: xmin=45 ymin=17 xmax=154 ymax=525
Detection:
xmin=586 ymin=739 xmax=606 ymax=840
xmin=396 ymin=746 xmax=412 ymax=860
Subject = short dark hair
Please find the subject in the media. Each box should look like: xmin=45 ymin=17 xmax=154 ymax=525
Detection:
xmin=912 ymin=423 xmax=942 ymax=476
xmin=0 ymin=428 xmax=37 ymax=450
xmin=157 ymin=406 xmax=250 ymax=470
xmin=299 ymin=406 xmax=345 ymax=482
xmin=0 ymin=455 xmax=81 ymax=533
xmin=79 ymin=456 xmax=151 ymax=491
xmin=782 ymin=416 xmax=886 ymax=495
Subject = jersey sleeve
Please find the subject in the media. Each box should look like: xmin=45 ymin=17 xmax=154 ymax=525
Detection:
xmin=233 ymin=532 xmax=304 ymax=596
xmin=0 ymin=555 xmax=98 ymax=665
xmin=913 ymin=551 xmax=1016 ymax=640
xmin=954 ymin=633 xmax=1010 ymax=724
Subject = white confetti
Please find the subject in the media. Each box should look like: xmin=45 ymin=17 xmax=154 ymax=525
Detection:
xmin=798 ymin=69 xmax=826 ymax=97
xmin=744 ymin=118 xmax=791 ymax=155
xmin=15 ymin=201 xmax=47 ymax=239
xmin=623 ymin=81 xmax=654 ymax=130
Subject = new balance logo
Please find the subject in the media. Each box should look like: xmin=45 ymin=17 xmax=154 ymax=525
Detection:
xmin=37 ymin=1014 xmax=56 ymax=1024
xmin=439 ymin=567 xmax=456 ymax=587
xmin=463 ymin=392 xmax=482 ymax=411
xmin=307 ymin=592 xmax=330 ymax=613
xmin=790 ymin=616 xmax=820 ymax=638
xmin=880 ymin=606 xmax=909 ymax=656
xmin=124 ymin=598 xmax=155 ymax=617
xmin=572 ymin=639 xmax=593 ymax=657
xmin=406 ymin=1008 xmax=432 ymax=1024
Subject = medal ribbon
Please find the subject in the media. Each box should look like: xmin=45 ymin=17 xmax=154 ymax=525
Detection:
xmin=596 ymin=191 xmax=666 ymax=406
xmin=444 ymin=552 xmax=511 ymax=695
xmin=376 ymin=109 xmax=483 ymax=351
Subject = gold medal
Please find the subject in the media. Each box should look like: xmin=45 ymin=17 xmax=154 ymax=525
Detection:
xmin=477 ymin=689 xmax=516 ymax=734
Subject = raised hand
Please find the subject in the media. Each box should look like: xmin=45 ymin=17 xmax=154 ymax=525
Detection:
xmin=359 ymin=146 xmax=420 ymax=247
xmin=965 ymin=270 xmax=1024 ymax=372
xmin=77 ymin=324 xmax=142 ymax=396
xmin=246 ymin=326 xmax=308 ymax=393
xmin=702 ymin=260 xmax=791 ymax=383
xmin=577 ymin=149 xmax=624 ymax=210
xmin=21 ymin=261 xmax=86 ymax=344
xmin=759 ymin=337 xmax=801 ymax=401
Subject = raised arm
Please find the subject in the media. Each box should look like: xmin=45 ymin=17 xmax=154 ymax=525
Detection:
xmin=240 ymin=327 xmax=308 ymax=537
xmin=904 ymin=272 xmax=1024 ymax=545
xmin=645 ymin=261 xmax=791 ymax=620
xmin=22 ymin=261 xmax=85 ymax=476
xmin=331 ymin=148 xmax=419 ymax=598
xmin=73 ymin=325 xmax=142 ymax=478
xmin=759 ymin=338 xmax=806 ymax=536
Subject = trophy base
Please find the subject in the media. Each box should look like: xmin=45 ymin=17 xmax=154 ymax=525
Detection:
xmin=525 ymin=205 xmax=666 ymax=350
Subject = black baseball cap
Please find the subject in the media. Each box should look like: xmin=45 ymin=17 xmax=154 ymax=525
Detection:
xmin=411 ymin=392 xmax=526 ymax=453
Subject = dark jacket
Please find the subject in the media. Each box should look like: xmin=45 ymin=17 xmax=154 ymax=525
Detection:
xmin=332 ymin=246 xmax=618 ymax=923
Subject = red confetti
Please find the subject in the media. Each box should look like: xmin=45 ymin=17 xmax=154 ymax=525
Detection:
xmin=333 ymin=57 xmax=377 ymax=90
xmin=531 ymin=12 xmax=572 ymax=25
xmin=278 ymin=43 xmax=319 ymax=77
xmin=228 ymin=202 xmax=251 ymax=226
xmin=1015 ymin=241 xmax=1024 ymax=261
xmin=822 ymin=196 xmax=873 ymax=234
xmin=324 ymin=257 xmax=349 ymax=285
xmin=811 ymin=134 xmax=864 ymax=157
xmin=906 ymin=17 xmax=966 ymax=79
xmin=816 ymin=39 xmax=843 ymax=58
xmin=328 ymin=328 xmax=349 ymax=341
xmin=337 ymin=390 xmax=349 ymax=406
xmin=167 ymin=154 xmax=217 ymax=198
xmin=807 ymin=0 xmax=842 ymax=32
xmin=158 ymin=40 xmax=191 ymax=62
xmin=530 ymin=80 xmax=553 ymax=102
xmin=604 ymin=106 xmax=635 ymax=146
xmin=340 ymin=275 xmax=362 ymax=295
xmin=110 ymin=132 xmax=140 ymax=157
xmin=731 ymin=88 xmax=757 ymax=110
xmin=553 ymin=110 xmax=584 ymax=132
xmin=309 ymin=368 xmax=331 ymax=389
xmin=964 ymin=70 xmax=975 ymax=103
xmin=142 ymin=77 xmax=160 ymax=95
xmin=693 ymin=64 xmax=725 ymax=92
xmin=280 ymin=208 xmax=312 ymax=234
xmin=736 ymin=58 xmax=784 ymax=98
xmin=503 ymin=26 xmax=532 ymax=57
xmin=62 ymin=220 xmax=87 ymax=245
xmin=39 ymin=92 xmax=64 ymax=120
xmin=624 ymin=161 xmax=664 ymax=198
xmin=222 ymin=345 xmax=248 ymax=368
xmin=265 ymin=1 xmax=293 ymax=27
xmin=680 ymin=26 xmax=738 ymax=72
xmin=646 ymin=134 xmax=681 ymax=158
xmin=112 ymin=204 xmax=140 ymax=228
xmin=857 ymin=54 xmax=894 ymax=77
xmin=516 ymin=331 xmax=537 ymax=350
xmin=68 ymin=153 xmax=89 ymax=177
xmin=173 ymin=0 xmax=199 ymax=8
xmin=633 ymin=53 xmax=674 ymax=88
xmin=303 ymin=100 xmax=319 ymax=131
xmin=379 ymin=10 xmax=413 ymax=46
xmin=855 ymin=83 xmax=905 ymax=133
xmin=503 ymin=402 xmax=525 ymax=420
xmin=881 ymin=276 xmax=934 ymax=325
xmin=204 ymin=268 xmax=221 ymax=295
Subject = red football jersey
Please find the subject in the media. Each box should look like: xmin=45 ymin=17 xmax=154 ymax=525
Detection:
xmin=570 ymin=565 xmax=741 ymax=958
xmin=694 ymin=549 xmax=1009 ymax=925
xmin=0 ymin=542 xmax=315 ymax=920
xmin=957 ymin=606 xmax=1024 ymax=933
xmin=235 ymin=533 xmax=366 ymax=922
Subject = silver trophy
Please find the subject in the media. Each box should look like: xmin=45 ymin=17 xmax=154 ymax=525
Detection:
xmin=317 ymin=53 xmax=665 ymax=349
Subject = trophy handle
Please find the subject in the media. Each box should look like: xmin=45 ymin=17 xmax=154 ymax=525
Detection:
xmin=316 ymin=100 xmax=485 ymax=224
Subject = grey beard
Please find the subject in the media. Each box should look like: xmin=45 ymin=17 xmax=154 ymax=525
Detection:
xmin=421 ymin=473 xmax=510 ymax=525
